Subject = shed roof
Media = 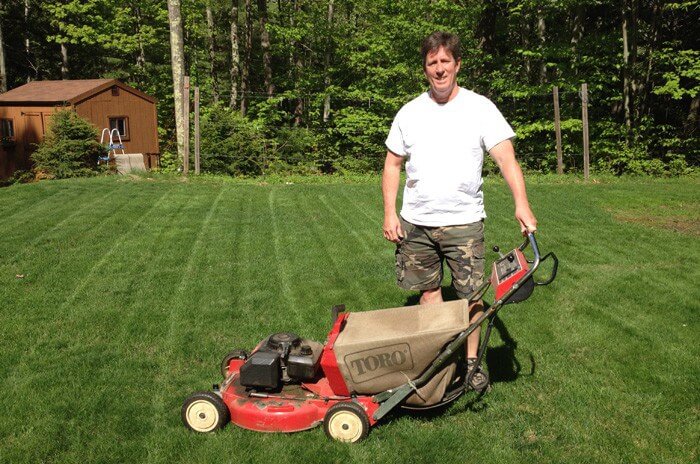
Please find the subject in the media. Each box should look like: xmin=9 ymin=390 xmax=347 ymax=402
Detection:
xmin=0 ymin=79 xmax=156 ymax=105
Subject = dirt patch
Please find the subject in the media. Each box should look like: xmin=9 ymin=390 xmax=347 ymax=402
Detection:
xmin=613 ymin=212 xmax=700 ymax=236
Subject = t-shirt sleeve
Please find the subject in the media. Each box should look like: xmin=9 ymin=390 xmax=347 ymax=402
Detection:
xmin=385 ymin=113 xmax=407 ymax=157
xmin=480 ymin=98 xmax=516 ymax=152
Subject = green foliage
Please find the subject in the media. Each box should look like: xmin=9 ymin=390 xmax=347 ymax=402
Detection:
xmin=267 ymin=127 xmax=322 ymax=173
xmin=30 ymin=110 xmax=107 ymax=179
xmin=157 ymin=150 xmax=179 ymax=173
xmin=653 ymin=49 xmax=700 ymax=99
xmin=2 ymin=0 xmax=697 ymax=178
xmin=328 ymin=107 xmax=390 ymax=172
xmin=198 ymin=105 xmax=267 ymax=176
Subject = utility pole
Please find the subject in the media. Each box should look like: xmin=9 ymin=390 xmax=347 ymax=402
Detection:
xmin=553 ymin=86 xmax=563 ymax=174
xmin=581 ymin=83 xmax=590 ymax=180
xmin=194 ymin=85 xmax=200 ymax=175
xmin=183 ymin=75 xmax=190 ymax=175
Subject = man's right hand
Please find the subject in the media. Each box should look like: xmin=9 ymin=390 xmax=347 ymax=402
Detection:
xmin=383 ymin=214 xmax=404 ymax=243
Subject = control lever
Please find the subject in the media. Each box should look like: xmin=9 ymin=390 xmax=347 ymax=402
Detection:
xmin=492 ymin=245 xmax=504 ymax=259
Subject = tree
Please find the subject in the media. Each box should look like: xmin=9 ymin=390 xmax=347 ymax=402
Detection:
xmin=229 ymin=0 xmax=240 ymax=109
xmin=168 ymin=0 xmax=186 ymax=167
xmin=0 ymin=0 xmax=7 ymax=92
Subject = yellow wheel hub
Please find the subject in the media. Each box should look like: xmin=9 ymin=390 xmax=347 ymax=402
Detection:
xmin=185 ymin=399 xmax=220 ymax=433
xmin=327 ymin=410 xmax=364 ymax=443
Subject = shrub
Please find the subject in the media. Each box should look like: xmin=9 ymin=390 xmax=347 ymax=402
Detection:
xmin=264 ymin=127 xmax=323 ymax=174
xmin=199 ymin=105 xmax=266 ymax=176
xmin=31 ymin=110 xmax=107 ymax=179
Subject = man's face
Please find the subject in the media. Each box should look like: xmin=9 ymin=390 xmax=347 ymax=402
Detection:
xmin=424 ymin=46 xmax=461 ymax=101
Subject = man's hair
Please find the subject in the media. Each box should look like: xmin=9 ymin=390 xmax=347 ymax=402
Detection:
xmin=421 ymin=31 xmax=461 ymax=68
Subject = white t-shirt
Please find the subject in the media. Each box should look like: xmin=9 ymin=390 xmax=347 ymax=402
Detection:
xmin=385 ymin=87 xmax=515 ymax=227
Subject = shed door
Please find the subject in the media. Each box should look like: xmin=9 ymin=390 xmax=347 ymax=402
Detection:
xmin=22 ymin=112 xmax=44 ymax=151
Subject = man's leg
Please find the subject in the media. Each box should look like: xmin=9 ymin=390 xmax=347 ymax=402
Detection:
xmin=439 ymin=221 xmax=488 ymax=391
xmin=395 ymin=218 xmax=443 ymax=298
xmin=467 ymin=300 xmax=484 ymax=358
xmin=420 ymin=287 xmax=443 ymax=305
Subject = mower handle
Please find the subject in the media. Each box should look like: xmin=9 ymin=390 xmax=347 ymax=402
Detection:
xmin=518 ymin=232 xmax=558 ymax=286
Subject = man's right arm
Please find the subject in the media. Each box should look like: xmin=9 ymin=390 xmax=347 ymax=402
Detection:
xmin=382 ymin=150 xmax=404 ymax=243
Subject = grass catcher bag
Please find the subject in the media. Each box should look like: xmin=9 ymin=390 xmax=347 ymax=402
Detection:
xmin=333 ymin=300 xmax=470 ymax=406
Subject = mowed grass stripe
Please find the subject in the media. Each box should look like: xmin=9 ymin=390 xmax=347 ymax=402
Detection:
xmin=0 ymin=184 xmax=175 ymax=379
xmin=294 ymin=188 xmax=375 ymax=313
xmin=0 ymin=180 xmax=119 ymax=251
xmin=0 ymin=181 xmax=189 ymax=462
xmin=0 ymin=183 xmax=176 ymax=380
xmin=145 ymin=184 xmax=229 ymax=463
xmin=0 ymin=185 xmax=199 ymax=463
xmin=89 ymin=184 xmax=232 ymax=463
xmin=267 ymin=188 xmax=300 ymax=320
xmin=0 ymin=181 xmax=133 ymax=269
xmin=143 ymin=187 xmax=296 ymax=464
xmin=0 ymin=181 xmax=66 ymax=220
xmin=316 ymin=191 xmax=399 ymax=310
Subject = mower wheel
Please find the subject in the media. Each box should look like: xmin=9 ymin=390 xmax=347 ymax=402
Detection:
xmin=181 ymin=391 xmax=230 ymax=433
xmin=323 ymin=402 xmax=370 ymax=443
xmin=220 ymin=349 xmax=248 ymax=378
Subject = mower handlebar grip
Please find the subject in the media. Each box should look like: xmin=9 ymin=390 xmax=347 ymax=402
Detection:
xmin=518 ymin=232 xmax=558 ymax=286
xmin=534 ymin=252 xmax=558 ymax=286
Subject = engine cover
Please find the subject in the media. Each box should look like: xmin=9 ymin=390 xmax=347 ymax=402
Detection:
xmin=239 ymin=350 xmax=280 ymax=389
xmin=239 ymin=333 xmax=323 ymax=389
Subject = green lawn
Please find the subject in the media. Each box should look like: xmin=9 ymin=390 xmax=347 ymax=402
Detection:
xmin=0 ymin=174 xmax=698 ymax=464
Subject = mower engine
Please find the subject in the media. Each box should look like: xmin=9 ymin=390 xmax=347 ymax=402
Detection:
xmin=239 ymin=332 xmax=323 ymax=390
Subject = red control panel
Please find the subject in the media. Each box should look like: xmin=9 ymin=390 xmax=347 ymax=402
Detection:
xmin=490 ymin=249 xmax=530 ymax=301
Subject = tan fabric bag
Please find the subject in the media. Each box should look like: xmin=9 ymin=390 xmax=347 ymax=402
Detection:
xmin=333 ymin=300 xmax=470 ymax=406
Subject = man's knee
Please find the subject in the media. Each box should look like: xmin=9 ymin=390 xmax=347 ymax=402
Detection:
xmin=420 ymin=287 xmax=443 ymax=305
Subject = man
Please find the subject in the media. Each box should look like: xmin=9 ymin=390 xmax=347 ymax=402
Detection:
xmin=381 ymin=31 xmax=537 ymax=392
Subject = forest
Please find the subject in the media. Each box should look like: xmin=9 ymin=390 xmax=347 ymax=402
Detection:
xmin=0 ymin=0 xmax=697 ymax=176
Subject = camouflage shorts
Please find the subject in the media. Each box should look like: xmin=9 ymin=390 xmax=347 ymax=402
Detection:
xmin=395 ymin=216 xmax=485 ymax=299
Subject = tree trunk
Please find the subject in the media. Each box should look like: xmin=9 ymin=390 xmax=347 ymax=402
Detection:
xmin=521 ymin=20 xmax=531 ymax=81
xmin=570 ymin=4 xmax=584 ymax=76
xmin=258 ymin=0 xmax=273 ymax=96
xmin=622 ymin=0 xmax=637 ymax=136
xmin=476 ymin=1 xmax=497 ymax=55
xmin=168 ymin=0 xmax=186 ymax=165
xmin=686 ymin=95 xmax=699 ymax=133
xmin=323 ymin=0 xmax=334 ymax=122
xmin=60 ymin=43 xmax=69 ymax=79
xmin=230 ymin=0 xmax=240 ymax=109
xmin=240 ymin=0 xmax=252 ymax=115
xmin=135 ymin=5 xmax=146 ymax=71
xmin=640 ymin=0 xmax=661 ymax=118
xmin=25 ymin=0 xmax=33 ymax=82
xmin=206 ymin=3 xmax=219 ymax=103
xmin=536 ymin=6 xmax=547 ymax=83
xmin=292 ymin=0 xmax=303 ymax=126
xmin=0 ymin=0 xmax=7 ymax=93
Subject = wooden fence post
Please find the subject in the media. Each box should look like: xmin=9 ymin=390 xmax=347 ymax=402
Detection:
xmin=183 ymin=76 xmax=190 ymax=175
xmin=194 ymin=86 xmax=200 ymax=175
xmin=581 ymin=83 xmax=589 ymax=180
xmin=553 ymin=86 xmax=563 ymax=174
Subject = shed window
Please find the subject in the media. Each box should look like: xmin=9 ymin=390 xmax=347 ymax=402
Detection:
xmin=109 ymin=116 xmax=129 ymax=140
xmin=0 ymin=119 xmax=14 ymax=139
xmin=112 ymin=86 xmax=120 ymax=96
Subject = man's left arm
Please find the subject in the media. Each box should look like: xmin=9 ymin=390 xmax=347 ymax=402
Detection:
xmin=488 ymin=139 xmax=537 ymax=234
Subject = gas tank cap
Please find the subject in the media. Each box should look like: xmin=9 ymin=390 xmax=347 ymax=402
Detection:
xmin=267 ymin=332 xmax=301 ymax=351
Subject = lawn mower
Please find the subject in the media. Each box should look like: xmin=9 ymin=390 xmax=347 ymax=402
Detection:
xmin=182 ymin=232 xmax=558 ymax=442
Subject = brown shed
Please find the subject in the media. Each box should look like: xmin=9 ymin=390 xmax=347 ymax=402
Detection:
xmin=0 ymin=79 xmax=159 ymax=179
